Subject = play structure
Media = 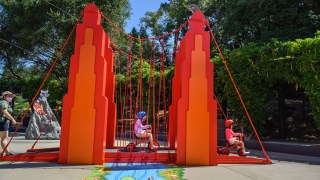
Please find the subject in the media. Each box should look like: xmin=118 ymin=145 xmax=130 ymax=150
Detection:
xmin=0 ymin=3 xmax=271 ymax=165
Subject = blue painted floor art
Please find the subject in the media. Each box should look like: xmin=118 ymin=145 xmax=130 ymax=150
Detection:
xmin=104 ymin=162 xmax=184 ymax=180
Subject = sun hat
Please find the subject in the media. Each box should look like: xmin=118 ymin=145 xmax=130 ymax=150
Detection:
xmin=2 ymin=91 xmax=16 ymax=98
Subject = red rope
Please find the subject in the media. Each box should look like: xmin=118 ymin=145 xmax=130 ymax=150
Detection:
xmin=110 ymin=41 xmax=180 ymax=64
xmin=115 ymin=52 xmax=122 ymax=148
xmin=161 ymin=39 xmax=168 ymax=145
xmin=158 ymin=38 xmax=166 ymax=141
xmin=128 ymin=41 xmax=134 ymax=142
xmin=146 ymin=63 xmax=152 ymax=124
xmin=112 ymin=29 xmax=119 ymax=146
xmin=152 ymin=42 xmax=156 ymax=143
xmin=100 ymin=11 xmax=188 ymax=41
xmin=213 ymin=93 xmax=228 ymax=120
xmin=206 ymin=21 xmax=270 ymax=162
xmin=134 ymin=40 xmax=143 ymax=116
xmin=139 ymin=40 xmax=144 ymax=113
xmin=152 ymin=66 xmax=156 ymax=141
xmin=99 ymin=11 xmax=188 ymax=149
xmin=147 ymin=41 xmax=155 ymax=130
xmin=155 ymin=38 xmax=162 ymax=140
xmin=0 ymin=12 xmax=84 ymax=157
xmin=119 ymin=65 xmax=127 ymax=147
xmin=127 ymin=39 xmax=134 ymax=142
xmin=156 ymin=73 xmax=162 ymax=139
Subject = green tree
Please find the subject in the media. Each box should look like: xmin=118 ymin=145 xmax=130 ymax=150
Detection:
xmin=214 ymin=32 xmax=320 ymax=138
xmin=206 ymin=0 xmax=320 ymax=47
xmin=0 ymin=0 xmax=130 ymax=105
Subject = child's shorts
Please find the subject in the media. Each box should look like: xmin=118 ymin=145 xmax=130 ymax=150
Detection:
xmin=227 ymin=137 xmax=236 ymax=145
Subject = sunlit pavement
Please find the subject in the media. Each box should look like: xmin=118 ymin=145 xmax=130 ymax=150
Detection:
xmin=1 ymin=135 xmax=320 ymax=180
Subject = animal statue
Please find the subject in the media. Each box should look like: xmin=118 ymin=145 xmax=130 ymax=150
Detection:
xmin=33 ymin=90 xmax=50 ymax=115
xmin=188 ymin=4 xmax=200 ymax=14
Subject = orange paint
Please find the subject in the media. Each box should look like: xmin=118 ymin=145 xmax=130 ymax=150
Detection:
xmin=59 ymin=4 xmax=111 ymax=165
xmin=105 ymin=41 xmax=117 ymax=148
xmin=171 ymin=11 xmax=217 ymax=166
xmin=186 ymin=35 xmax=210 ymax=165
xmin=59 ymin=25 xmax=84 ymax=164
xmin=169 ymin=37 xmax=187 ymax=150
xmin=92 ymin=35 xmax=108 ymax=164
xmin=92 ymin=31 xmax=116 ymax=163
xmin=175 ymin=37 xmax=190 ymax=165
xmin=67 ymin=28 xmax=96 ymax=164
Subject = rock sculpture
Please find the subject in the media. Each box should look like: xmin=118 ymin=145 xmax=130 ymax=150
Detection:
xmin=25 ymin=90 xmax=61 ymax=139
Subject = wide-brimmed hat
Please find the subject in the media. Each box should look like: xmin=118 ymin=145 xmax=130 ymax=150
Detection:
xmin=2 ymin=91 xmax=16 ymax=98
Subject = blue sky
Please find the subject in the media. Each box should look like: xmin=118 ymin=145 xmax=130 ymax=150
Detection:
xmin=125 ymin=0 xmax=168 ymax=32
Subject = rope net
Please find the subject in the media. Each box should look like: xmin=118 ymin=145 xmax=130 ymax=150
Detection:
xmin=103 ymin=11 xmax=270 ymax=161
xmin=100 ymin=11 xmax=188 ymax=151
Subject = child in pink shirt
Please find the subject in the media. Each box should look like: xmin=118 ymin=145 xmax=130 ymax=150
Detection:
xmin=225 ymin=119 xmax=250 ymax=155
xmin=134 ymin=111 xmax=158 ymax=149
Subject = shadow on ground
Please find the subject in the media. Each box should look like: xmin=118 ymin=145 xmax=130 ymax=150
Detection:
xmin=249 ymin=150 xmax=320 ymax=165
xmin=0 ymin=161 xmax=92 ymax=169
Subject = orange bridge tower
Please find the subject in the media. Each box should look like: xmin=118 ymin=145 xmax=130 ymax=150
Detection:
xmin=169 ymin=10 xmax=218 ymax=166
xmin=59 ymin=3 xmax=116 ymax=164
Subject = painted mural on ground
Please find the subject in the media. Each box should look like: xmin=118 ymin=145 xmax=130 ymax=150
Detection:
xmin=82 ymin=163 xmax=185 ymax=180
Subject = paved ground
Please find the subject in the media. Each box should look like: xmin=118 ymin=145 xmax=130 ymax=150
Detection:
xmin=1 ymin=134 xmax=320 ymax=180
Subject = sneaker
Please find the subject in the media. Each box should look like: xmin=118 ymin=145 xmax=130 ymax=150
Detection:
xmin=5 ymin=152 xmax=14 ymax=156
xmin=151 ymin=145 xmax=159 ymax=149
xmin=243 ymin=151 xmax=250 ymax=155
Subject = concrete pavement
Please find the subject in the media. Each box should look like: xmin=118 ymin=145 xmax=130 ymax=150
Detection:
xmin=184 ymin=155 xmax=320 ymax=180
xmin=0 ymin=162 xmax=93 ymax=180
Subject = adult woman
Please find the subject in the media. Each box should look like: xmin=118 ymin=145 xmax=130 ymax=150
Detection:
xmin=0 ymin=91 xmax=17 ymax=156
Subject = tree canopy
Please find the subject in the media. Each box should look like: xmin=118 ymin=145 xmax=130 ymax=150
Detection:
xmin=213 ymin=33 xmax=320 ymax=137
xmin=0 ymin=0 xmax=130 ymax=103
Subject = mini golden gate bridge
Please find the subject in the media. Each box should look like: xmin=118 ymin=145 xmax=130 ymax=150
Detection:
xmin=1 ymin=3 xmax=271 ymax=166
